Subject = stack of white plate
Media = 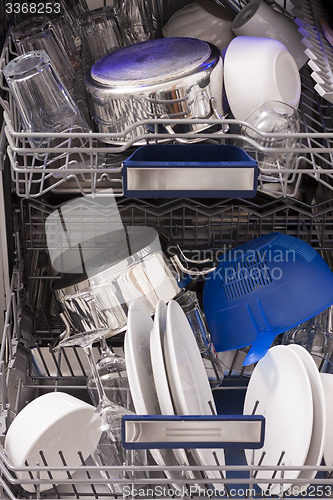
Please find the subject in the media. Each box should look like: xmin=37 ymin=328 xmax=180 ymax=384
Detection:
xmin=243 ymin=344 xmax=326 ymax=495
xmin=125 ymin=299 xmax=226 ymax=488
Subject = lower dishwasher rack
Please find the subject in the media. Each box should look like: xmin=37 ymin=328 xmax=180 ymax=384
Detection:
xmin=0 ymin=196 xmax=333 ymax=499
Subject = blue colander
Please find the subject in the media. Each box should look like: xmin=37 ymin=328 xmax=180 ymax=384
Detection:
xmin=203 ymin=233 xmax=333 ymax=366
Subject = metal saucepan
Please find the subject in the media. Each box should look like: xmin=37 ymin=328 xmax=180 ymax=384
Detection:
xmin=85 ymin=37 xmax=224 ymax=144
xmin=52 ymin=226 xmax=181 ymax=338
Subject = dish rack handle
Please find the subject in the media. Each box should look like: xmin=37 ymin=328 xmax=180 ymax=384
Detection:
xmin=121 ymin=414 xmax=265 ymax=450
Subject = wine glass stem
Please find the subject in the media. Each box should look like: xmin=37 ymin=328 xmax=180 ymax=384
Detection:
xmin=82 ymin=343 xmax=112 ymax=412
xmin=99 ymin=335 xmax=113 ymax=357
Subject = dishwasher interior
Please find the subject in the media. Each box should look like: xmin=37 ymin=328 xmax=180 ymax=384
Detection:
xmin=1 ymin=0 xmax=333 ymax=498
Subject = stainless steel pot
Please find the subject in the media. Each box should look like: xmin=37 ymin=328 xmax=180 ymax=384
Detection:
xmin=53 ymin=226 xmax=181 ymax=337
xmin=85 ymin=37 xmax=224 ymax=144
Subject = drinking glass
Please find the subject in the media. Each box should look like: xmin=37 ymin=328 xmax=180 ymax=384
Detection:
xmin=11 ymin=17 xmax=83 ymax=105
xmin=175 ymin=289 xmax=224 ymax=388
xmin=78 ymin=7 xmax=125 ymax=73
xmin=3 ymin=51 xmax=90 ymax=151
xmin=282 ymin=306 xmax=333 ymax=372
xmin=115 ymin=0 xmax=154 ymax=44
xmin=87 ymin=337 xmax=134 ymax=412
xmin=241 ymin=100 xmax=301 ymax=182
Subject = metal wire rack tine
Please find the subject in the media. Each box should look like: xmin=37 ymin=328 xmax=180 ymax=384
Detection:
xmin=24 ymin=459 xmax=40 ymax=498
xmin=252 ymin=451 xmax=266 ymax=479
xmin=39 ymin=450 xmax=60 ymax=498
xmin=212 ymin=450 xmax=230 ymax=499
xmin=228 ymin=349 xmax=240 ymax=377
xmin=60 ymin=348 xmax=75 ymax=377
xmin=72 ymin=345 xmax=88 ymax=378
xmin=58 ymin=450 xmax=79 ymax=499
xmin=35 ymin=344 xmax=51 ymax=377
xmin=78 ymin=451 xmax=98 ymax=499
xmin=208 ymin=399 xmax=217 ymax=415
xmin=251 ymin=400 xmax=259 ymax=416
xmin=265 ymin=450 xmax=286 ymax=492
xmin=95 ymin=447 xmax=117 ymax=495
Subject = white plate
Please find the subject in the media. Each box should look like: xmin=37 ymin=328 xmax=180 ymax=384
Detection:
xmin=164 ymin=300 xmax=225 ymax=487
xmin=319 ymin=373 xmax=333 ymax=467
xmin=244 ymin=345 xmax=313 ymax=495
xmin=287 ymin=345 xmax=326 ymax=487
xmin=150 ymin=300 xmax=196 ymax=477
xmin=124 ymin=300 xmax=183 ymax=487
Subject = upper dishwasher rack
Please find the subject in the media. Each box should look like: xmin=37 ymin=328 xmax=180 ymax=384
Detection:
xmin=2 ymin=0 xmax=333 ymax=199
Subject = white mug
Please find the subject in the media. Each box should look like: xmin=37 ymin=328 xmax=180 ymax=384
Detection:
xmin=232 ymin=0 xmax=308 ymax=69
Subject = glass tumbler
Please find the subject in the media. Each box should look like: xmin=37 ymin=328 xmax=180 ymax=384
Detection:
xmin=78 ymin=6 xmax=125 ymax=73
xmin=3 ymin=50 xmax=90 ymax=151
xmin=115 ymin=0 xmax=154 ymax=44
xmin=11 ymin=17 xmax=83 ymax=105
xmin=176 ymin=289 xmax=224 ymax=388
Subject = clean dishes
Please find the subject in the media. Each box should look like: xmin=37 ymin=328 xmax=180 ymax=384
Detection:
xmin=4 ymin=392 xmax=102 ymax=492
xmin=150 ymin=300 xmax=175 ymax=414
xmin=223 ymin=36 xmax=301 ymax=121
xmin=319 ymin=373 xmax=333 ymax=467
xmin=124 ymin=300 xmax=183 ymax=487
xmin=287 ymin=344 xmax=325 ymax=487
xmin=150 ymin=300 xmax=196 ymax=477
xmin=164 ymin=299 xmax=226 ymax=486
xmin=241 ymin=100 xmax=301 ymax=182
xmin=162 ymin=0 xmax=235 ymax=51
xmin=231 ymin=0 xmax=308 ymax=69
xmin=85 ymin=37 xmax=224 ymax=143
xmin=243 ymin=345 xmax=313 ymax=495
xmin=52 ymin=224 xmax=180 ymax=337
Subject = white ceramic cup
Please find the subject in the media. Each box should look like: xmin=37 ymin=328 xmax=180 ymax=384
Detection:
xmin=162 ymin=0 xmax=235 ymax=51
xmin=231 ymin=0 xmax=308 ymax=69
xmin=224 ymin=35 xmax=301 ymax=121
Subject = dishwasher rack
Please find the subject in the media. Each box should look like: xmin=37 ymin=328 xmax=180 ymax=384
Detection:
xmin=2 ymin=0 xmax=333 ymax=498
xmin=1 ymin=0 xmax=333 ymax=200
xmin=0 ymin=195 xmax=333 ymax=499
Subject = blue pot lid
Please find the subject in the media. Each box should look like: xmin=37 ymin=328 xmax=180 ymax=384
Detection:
xmin=91 ymin=37 xmax=212 ymax=86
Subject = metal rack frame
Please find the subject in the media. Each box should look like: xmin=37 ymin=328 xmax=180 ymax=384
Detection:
xmin=1 ymin=7 xmax=333 ymax=199
xmin=1 ymin=1 xmax=333 ymax=498
xmin=0 ymin=195 xmax=333 ymax=498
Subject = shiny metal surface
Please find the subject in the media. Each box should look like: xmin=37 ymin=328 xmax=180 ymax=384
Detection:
xmin=53 ymin=227 xmax=181 ymax=336
xmin=126 ymin=166 xmax=256 ymax=191
xmin=85 ymin=39 xmax=223 ymax=143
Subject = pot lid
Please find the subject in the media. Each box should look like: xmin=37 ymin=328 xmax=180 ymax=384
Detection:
xmin=91 ymin=37 xmax=212 ymax=86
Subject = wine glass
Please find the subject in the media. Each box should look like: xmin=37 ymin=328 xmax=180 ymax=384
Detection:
xmin=87 ymin=336 xmax=134 ymax=412
xmin=54 ymin=327 xmax=145 ymax=493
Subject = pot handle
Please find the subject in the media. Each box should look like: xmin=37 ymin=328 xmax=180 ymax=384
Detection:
xmin=160 ymin=99 xmax=229 ymax=143
xmin=158 ymin=230 xmax=217 ymax=278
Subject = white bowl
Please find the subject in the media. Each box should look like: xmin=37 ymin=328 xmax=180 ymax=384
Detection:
xmin=224 ymin=36 xmax=301 ymax=121
xmin=162 ymin=0 xmax=235 ymax=51
xmin=5 ymin=392 xmax=102 ymax=492
xmin=232 ymin=0 xmax=308 ymax=69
